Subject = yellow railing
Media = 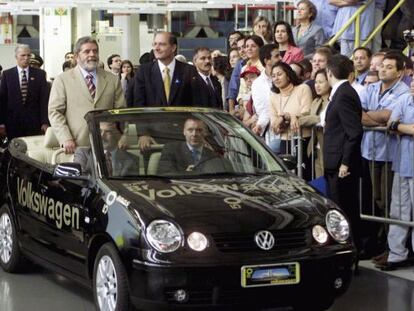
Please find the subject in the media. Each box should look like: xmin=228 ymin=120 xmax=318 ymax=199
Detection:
xmin=328 ymin=0 xmax=374 ymax=48
xmin=361 ymin=0 xmax=406 ymax=48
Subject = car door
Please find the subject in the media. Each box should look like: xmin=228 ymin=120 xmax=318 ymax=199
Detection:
xmin=9 ymin=155 xmax=94 ymax=278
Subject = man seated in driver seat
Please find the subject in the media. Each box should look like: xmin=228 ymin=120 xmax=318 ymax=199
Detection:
xmin=157 ymin=117 xmax=228 ymax=175
xmin=74 ymin=122 xmax=139 ymax=176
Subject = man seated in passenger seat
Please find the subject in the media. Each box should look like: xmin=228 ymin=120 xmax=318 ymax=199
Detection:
xmin=74 ymin=122 xmax=139 ymax=176
xmin=157 ymin=117 xmax=230 ymax=175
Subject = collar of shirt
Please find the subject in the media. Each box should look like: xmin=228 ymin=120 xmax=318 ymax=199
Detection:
xmin=356 ymin=70 xmax=369 ymax=85
xmin=329 ymin=80 xmax=348 ymax=101
xmin=186 ymin=143 xmax=202 ymax=154
xmin=78 ymin=66 xmax=97 ymax=83
xmin=17 ymin=66 xmax=29 ymax=79
xmin=158 ymin=59 xmax=176 ymax=79
xmin=197 ymin=72 xmax=212 ymax=84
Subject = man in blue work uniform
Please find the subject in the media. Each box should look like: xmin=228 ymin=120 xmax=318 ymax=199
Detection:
xmin=378 ymin=79 xmax=414 ymax=270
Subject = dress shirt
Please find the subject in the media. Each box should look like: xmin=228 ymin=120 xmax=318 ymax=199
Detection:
xmin=158 ymin=59 xmax=176 ymax=86
xmin=251 ymin=69 xmax=272 ymax=132
xmin=321 ymin=80 xmax=348 ymax=127
xmin=186 ymin=143 xmax=203 ymax=162
xmin=198 ymin=72 xmax=214 ymax=88
xmin=390 ymin=93 xmax=414 ymax=177
xmin=360 ymin=80 xmax=409 ymax=162
xmin=293 ymin=22 xmax=325 ymax=57
xmin=227 ymin=59 xmax=246 ymax=101
xmin=17 ymin=66 xmax=29 ymax=87
xmin=79 ymin=66 xmax=97 ymax=89
xmin=356 ymin=71 xmax=369 ymax=85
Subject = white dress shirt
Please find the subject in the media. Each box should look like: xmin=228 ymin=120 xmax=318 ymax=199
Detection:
xmin=251 ymin=69 xmax=272 ymax=132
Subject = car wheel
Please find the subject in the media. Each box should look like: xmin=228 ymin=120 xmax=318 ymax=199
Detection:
xmin=0 ymin=205 xmax=23 ymax=272
xmin=93 ymin=243 xmax=131 ymax=311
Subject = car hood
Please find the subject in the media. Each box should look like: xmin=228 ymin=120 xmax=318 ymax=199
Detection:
xmin=110 ymin=174 xmax=330 ymax=231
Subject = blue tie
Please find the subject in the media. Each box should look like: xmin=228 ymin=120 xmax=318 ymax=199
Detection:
xmin=191 ymin=149 xmax=200 ymax=163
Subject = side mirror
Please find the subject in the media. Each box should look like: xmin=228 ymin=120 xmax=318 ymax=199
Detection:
xmin=279 ymin=154 xmax=297 ymax=171
xmin=53 ymin=162 xmax=89 ymax=181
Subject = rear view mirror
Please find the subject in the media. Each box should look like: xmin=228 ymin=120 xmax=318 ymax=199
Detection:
xmin=279 ymin=154 xmax=297 ymax=171
xmin=53 ymin=162 xmax=89 ymax=181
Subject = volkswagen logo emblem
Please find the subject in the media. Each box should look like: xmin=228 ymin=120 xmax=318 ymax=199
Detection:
xmin=255 ymin=231 xmax=275 ymax=250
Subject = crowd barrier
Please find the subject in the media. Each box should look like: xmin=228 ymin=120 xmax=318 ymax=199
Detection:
xmin=266 ymin=125 xmax=414 ymax=228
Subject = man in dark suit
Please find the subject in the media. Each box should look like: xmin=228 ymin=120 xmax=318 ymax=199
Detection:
xmin=128 ymin=32 xmax=196 ymax=108
xmin=191 ymin=47 xmax=223 ymax=109
xmin=157 ymin=118 xmax=228 ymax=175
xmin=0 ymin=44 xmax=49 ymax=140
xmin=324 ymin=54 xmax=363 ymax=251
xmin=74 ymin=122 xmax=138 ymax=176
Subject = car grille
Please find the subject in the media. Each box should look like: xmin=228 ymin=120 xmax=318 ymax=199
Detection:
xmin=211 ymin=229 xmax=308 ymax=253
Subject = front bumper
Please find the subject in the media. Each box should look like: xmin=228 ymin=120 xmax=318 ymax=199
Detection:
xmin=128 ymin=250 xmax=355 ymax=311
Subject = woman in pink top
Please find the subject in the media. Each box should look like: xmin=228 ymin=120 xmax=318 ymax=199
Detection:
xmin=273 ymin=21 xmax=304 ymax=65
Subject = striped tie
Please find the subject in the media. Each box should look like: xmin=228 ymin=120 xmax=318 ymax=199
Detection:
xmin=21 ymin=70 xmax=28 ymax=104
xmin=86 ymin=74 xmax=96 ymax=99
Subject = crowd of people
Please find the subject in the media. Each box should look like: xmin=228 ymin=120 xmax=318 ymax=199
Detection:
xmin=0 ymin=0 xmax=414 ymax=274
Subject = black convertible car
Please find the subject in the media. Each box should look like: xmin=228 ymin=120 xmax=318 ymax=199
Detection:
xmin=0 ymin=107 xmax=355 ymax=311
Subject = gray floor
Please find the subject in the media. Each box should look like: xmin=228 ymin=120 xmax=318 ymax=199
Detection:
xmin=0 ymin=264 xmax=413 ymax=311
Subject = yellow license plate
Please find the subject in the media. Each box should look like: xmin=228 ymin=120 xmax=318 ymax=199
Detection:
xmin=241 ymin=262 xmax=300 ymax=288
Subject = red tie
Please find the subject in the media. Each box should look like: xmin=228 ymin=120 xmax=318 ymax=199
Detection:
xmin=86 ymin=74 xmax=96 ymax=99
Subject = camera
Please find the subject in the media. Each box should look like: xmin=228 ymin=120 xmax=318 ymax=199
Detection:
xmin=403 ymin=29 xmax=414 ymax=43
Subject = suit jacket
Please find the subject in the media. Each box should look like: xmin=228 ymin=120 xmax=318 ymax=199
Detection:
xmin=323 ymin=82 xmax=362 ymax=172
xmin=128 ymin=60 xmax=197 ymax=107
xmin=0 ymin=66 xmax=49 ymax=139
xmin=191 ymin=73 xmax=223 ymax=109
xmin=48 ymin=66 xmax=126 ymax=147
xmin=74 ymin=147 xmax=139 ymax=176
xmin=157 ymin=142 xmax=226 ymax=175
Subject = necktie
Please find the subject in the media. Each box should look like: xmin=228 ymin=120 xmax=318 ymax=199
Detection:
xmin=163 ymin=67 xmax=171 ymax=102
xmin=105 ymin=151 xmax=113 ymax=176
xmin=206 ymin=76 xmax=214 ymax=91
xmin=21 ymin=70 xmax=28 ymax=104
xmin=191 ymin=149 xmax=200 ymax=164
xmin=86 ymin=74 xmax=96 ymax=99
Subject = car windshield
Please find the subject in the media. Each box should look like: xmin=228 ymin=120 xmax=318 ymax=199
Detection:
xmin=94 ymin=111 xmax=283 ymax=178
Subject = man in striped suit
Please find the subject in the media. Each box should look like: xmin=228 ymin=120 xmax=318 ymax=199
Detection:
xmin=0 ymin=44 xmax=49 ymax=140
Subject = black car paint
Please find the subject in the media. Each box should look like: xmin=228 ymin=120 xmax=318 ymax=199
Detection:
xmin=0 ymin=108 xmax=356 ymax=310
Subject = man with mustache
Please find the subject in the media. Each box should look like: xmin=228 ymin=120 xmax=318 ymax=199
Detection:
xmin=191 ymin=47 xmax=222 ymax=109
xmin=48 ymin=36 xmax=125 ymax=154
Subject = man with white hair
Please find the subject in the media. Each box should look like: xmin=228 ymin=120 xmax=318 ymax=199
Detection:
xmin=0 ymin=44 xmax=49 ymax=140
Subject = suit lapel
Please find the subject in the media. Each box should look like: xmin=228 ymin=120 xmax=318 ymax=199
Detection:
xmin=169 ymin=61 xmax=183 ymax=105
xmin=74 ymin=67 xmax=94 ymax=102
xmin=94 ymin=69 xmax=108 ymax=104
xmin=13 ymin=67 xmax=23 ymax=104
xmin=152 ymin=63 xmax=167 ymax=105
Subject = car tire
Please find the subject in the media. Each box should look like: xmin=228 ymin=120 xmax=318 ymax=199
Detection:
xmin=0 ymin=205 xmax=24 ymax=272
xmin=93 ymin=242 xmax=132 ymax=311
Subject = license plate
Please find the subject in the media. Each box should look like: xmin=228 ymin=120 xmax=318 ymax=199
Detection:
xmin=241 ymin=262 xmax=300 ymax=288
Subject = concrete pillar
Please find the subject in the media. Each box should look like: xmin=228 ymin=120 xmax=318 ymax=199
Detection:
xmin=113 ymin=14 xmax=140 ymax=65
xmin=39 ymin=7 xmax=72 ymax=80
xmin=76 ymin=5 xmax=92 ymax=38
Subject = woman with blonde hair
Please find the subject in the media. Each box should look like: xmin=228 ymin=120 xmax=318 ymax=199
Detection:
xmin=252 ymin=15 xmax=273 ymax=44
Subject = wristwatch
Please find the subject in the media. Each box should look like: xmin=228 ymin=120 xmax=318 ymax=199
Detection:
xmin=389 ymin=120 xmax=400 ymax=131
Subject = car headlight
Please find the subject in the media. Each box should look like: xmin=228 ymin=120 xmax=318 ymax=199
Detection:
xmin=187 ymin=232 xmax=208 ymax=251
xmin=146 ymin=220 xmax=183 ymax=253
xmin=312 ymin=225 xmax=328 ymax=244
xmin=326 ymin=210 xmax=350 ymax=243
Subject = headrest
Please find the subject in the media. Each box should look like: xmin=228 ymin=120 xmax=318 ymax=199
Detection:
xmin=44 ymin=127 xmax=60 ymax=148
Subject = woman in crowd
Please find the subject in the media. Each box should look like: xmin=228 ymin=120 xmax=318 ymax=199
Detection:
xmin=228 ymin=47 xmax=240 ymax=68
xmin=213 ymin=55 xmax=232 ymax=111
xmin=293 ymin=0 xmax=325 ymax=57
xmin=269 ymin=62 xmax=312 ymax=179
xmin=273 ymin=21 xmax=304 ymax=64
xmin=252 ymin=15 xmax=273 ymax=44
xmin=120 ymin=60 xmax=134 ymax=97
xmin=298 ymin=69 xmax=331 ymax=178
xmin=234 ymin=35 xmax=264 ymax=115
